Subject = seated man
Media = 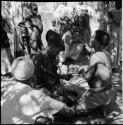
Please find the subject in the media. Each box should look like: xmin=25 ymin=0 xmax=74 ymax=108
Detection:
xmin=31 ymin=30 xmax=79 ymax=107
xmin=32 ymin=30 xmax=77 ymax=106
xmin=1 ymin=56 xmax=75 ymax=124
xmin=72 ymin=30 xmax=116 ymax=116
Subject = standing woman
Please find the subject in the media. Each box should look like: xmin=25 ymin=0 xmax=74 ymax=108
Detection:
xmin=1 ymin=15 xmax=13 ymax=76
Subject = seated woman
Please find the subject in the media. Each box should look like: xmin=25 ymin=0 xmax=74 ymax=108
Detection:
xmin=72 ymin=30 xmax=117 ymax=116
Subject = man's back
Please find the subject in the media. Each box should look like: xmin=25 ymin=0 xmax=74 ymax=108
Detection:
xmin=31 ymin=52 xmax=59 ymax=91
xmin=88 ymin=50 xmax=112 ymax=89
xmin=90 ymin=51 xmax=112 ymax=72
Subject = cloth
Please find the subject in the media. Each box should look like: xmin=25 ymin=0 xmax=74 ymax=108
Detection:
xmin=1 ymin=80 xmax=65 ymax=124
xmin=30 ymin=27 xmax=43 ymax=54
xmin=75 ymin=87 xmax=116 ymax=113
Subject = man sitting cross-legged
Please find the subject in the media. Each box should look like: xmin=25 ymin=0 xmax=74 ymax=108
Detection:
xmin=72 ymin=30 xmax=117 ymax=116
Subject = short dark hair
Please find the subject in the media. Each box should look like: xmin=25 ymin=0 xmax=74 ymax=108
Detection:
xmin=46 ymin=30 xmax=65 ymax=51
xmin=95 ymin=30 xmax=110 ymax=47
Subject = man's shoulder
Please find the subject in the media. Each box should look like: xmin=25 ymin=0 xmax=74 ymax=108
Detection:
xmin=90 ymin=52 xmax=105 ymax=66
xmin=91 ymin=51 xmax=106 ymax=58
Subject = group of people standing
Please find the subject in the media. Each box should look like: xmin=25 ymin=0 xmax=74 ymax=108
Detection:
xmin=1 ymin=2 xmax=43 ymax=76
xmin=1 ymin=1 xmax=121 ymax=124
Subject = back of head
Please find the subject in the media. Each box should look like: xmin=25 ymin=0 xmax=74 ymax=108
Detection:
xmin=46 ymin=30 xmax=65 ymax=51
xmin=95 ymin=30 xmax=110 ymax=47
xmin=11 ymin=57 xmax=35 ymax=81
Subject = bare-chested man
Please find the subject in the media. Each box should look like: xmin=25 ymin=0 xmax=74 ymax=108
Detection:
xmin=72 ymin=30 xmax=116 ymax=116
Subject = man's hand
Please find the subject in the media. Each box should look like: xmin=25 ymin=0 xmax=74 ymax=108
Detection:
xmin=106 ymin=18 xmax=113 ymax=24
xmin=79 ymin=68 xmax=86 ymax=78
xmin=62 ymin=73 xmax=73 ymax=81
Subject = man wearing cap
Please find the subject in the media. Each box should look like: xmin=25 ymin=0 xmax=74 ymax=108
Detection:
xmin=1 ymin=56 xmax=75 ymax=124
xmin=72 ymin=30 xmax=116 ymax=116
xmin=31 ymin=30 xmax=79 ymax=107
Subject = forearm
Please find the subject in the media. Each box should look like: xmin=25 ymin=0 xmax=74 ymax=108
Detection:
xmin=84 ymin=64 xmax=97 ymax=83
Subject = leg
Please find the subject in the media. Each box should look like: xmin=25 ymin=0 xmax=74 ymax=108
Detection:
xmin=72 ymin=89 xmax=115 ymax=116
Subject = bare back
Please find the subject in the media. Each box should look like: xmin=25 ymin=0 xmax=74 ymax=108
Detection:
xmin=89 ymin=50 xmax=112 ymax=89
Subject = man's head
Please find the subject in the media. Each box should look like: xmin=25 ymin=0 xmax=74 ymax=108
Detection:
xmin=90 ymin=30 xmax=110 ymax=51
xmin=11 ymin=57 xmax=35 ymax=82
xmin=63 ymin=2 xmax=67 ymax=6
xmin=46 ymin=30 xmax=65 ymax=57
xmin=79 ymin=2 xmax=83 ymax=5
xmin=22 ymin=3 xmax=30 ymax=19
xmin=29 ymin=3 xmax=38 ymax=15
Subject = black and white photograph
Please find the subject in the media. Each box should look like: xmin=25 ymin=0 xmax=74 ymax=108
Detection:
xmin=1 ymin=1 xmax=122 ymax=124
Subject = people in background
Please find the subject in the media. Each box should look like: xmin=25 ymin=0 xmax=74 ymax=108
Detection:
xmin=1 ymin=56 xmax=75 ymax=124
xmin=72 ymin=30 xmax=116 ymax=116
xmin=29 ymin=2 xmax=43 ymax=52
xmin=31 ymin=30 xmax=79 ymax=109
xmin=1 ymin=15 xmax=13 ymax=76
xmin=18 ymin=2 xmax=43 ymax=56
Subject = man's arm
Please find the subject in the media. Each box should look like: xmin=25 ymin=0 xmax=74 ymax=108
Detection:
xmin=44 ymin=69 xmax=72 ymax=81
xmin=80 ymin=53 xmax=99 ymax=84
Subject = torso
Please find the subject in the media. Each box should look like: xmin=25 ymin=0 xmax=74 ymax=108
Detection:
xmin=30 ymin=15 xmax=43 ymax=33
xmin=32 ymin=52 xmax=59 ymax=91
xmin=90 ymin=50 xmax=112 ymax=90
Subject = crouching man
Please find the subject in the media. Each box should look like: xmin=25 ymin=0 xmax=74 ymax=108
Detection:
xmin=31 ymin=30 xmax=79 ymax=108
xmin=72 ymin=30 xmax=117 ymax=116
xmin=1 ymin=57 xmax=75 ymax=124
